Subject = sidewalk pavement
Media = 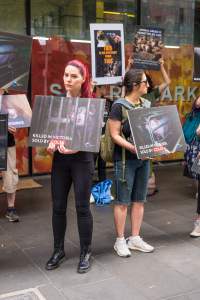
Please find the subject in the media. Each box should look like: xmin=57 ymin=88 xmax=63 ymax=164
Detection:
xmin=0 ymin=164 xmax=200 ymax=300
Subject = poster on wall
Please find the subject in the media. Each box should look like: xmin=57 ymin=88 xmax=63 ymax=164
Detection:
xmin=0 ymin=31 xmax=32 ymax=93
xmin=132 ymin=27 xmax=164 ymax=70
xmin=127 ymin=105 xmax=186 ymax=159
xmin=29 ymin=96 xmax=105 ymax=152
xmin=193 ymin=47 xmax=200 ymax=82
xmin=0 ymin=114 xmax=8 ymax=171
xmin=0 ymin=94 xmax=32 ymax=128
xmin=90 ymin=23 xmax=125 ymax=85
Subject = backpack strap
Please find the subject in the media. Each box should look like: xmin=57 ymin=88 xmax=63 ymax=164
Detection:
xmin=113 ymin=98 xmax=134 ymax=182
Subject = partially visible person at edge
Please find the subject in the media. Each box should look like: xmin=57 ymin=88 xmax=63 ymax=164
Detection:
xmin=182 ymin=96 xmax=200 ymax=237
xmin=126 ymin=57 xmax=171 ymax=196
xmin=0 ymin=88 xmax=19 ymax=222
xmin=108 ymin=69 xmax=154 ymax=257
xmin=45 ymin=60 xmax=94 ymax=273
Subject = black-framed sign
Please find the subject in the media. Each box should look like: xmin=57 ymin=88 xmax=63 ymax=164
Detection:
xmin=132 ymin=27 xmax=164 ymax=70
xmin=0 ymin=31 xmax=32 ymax=92
xmin=90 ymin=23 xmax=125 ymax=85
xmin=193 ymin=47 xmax=200 ymax=82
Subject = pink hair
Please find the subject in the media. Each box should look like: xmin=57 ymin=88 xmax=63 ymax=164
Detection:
xmin=66 ymin=60 xmax=92 ymax=98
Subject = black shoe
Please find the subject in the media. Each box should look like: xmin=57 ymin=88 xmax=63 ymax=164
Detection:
xmin=45 ymin=249 xmax=66 ymax=270
xmin=5 ymin=208 xmax=19 ymax=222
xmin=77 ymin=247 xmax=92 ymax=274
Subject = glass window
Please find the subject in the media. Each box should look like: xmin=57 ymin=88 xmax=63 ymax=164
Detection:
xmin=141 ymin=0 xmax=195 ymax=46
xmin=194 ymin=0 xmax=200 ymax=46
xmin=31 ymin=0 xmax=137 ymax=41
xmin=31 ymin=0 xmax=84 ymax=38
xmin=96 ymin=0 xmax=137 ymax=42
xmin=0 ymin=0 xmax=26 ymax=34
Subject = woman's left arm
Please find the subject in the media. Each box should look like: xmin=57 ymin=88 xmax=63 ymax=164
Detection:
xmin=158 ymin=58 xmax=171 ymax=94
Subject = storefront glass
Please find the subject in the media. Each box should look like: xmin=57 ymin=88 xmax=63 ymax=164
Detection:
xmin=141 ymin=0 xmax=195 ymax=46
xmin=0 ymin=0 xmax=26 ymax=34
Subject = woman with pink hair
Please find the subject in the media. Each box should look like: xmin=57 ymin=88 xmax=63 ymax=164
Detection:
xmin=46 ymin=60 xmax=94 ymax=274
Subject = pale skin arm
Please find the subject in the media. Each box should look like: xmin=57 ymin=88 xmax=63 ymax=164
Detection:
xmin=8 ymin=127 xmax=16 ymax=134
xmin=108 ymin=119 xmax=136 ymax=153
xmin=158 ymin=58 xmax=171 ymax=93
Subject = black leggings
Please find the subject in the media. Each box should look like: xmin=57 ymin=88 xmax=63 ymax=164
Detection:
xmin=51 ymin=152 xmax=94 ymax=250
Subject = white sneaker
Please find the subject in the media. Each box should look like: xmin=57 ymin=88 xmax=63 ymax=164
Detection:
xmin=190 ymin=220 xmax=200 ymax=237
xmin=90 ymin=194 xmax=95 ymax=204
xmin=127 ymin=236 xmax=154 ymax=253
xmin=114 ymin=238 xmax=131 ymax=257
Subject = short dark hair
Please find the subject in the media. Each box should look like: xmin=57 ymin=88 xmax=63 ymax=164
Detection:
xmin=123 ymin=69 xmax=144 ymax=95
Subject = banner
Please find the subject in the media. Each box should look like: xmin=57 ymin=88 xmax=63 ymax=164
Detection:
xmin=90 ymin=23 xmax=125 ymax=85
xmin=132 ymin=27 xmax=164 ymax=70
xmin=127 ymin=105 xmax=186 ymax=159
xmin=29 ymin=96 xmax=105 ymax=152
xmin=0 ymin=114 xmax=8 ymax=171
xmin=0 ymin=94 xmax=32 ymax=128
xmin=193 ymin=47 xmax=200 ymax=82
xmin=0 ymin=31 xmax=32 ymax=93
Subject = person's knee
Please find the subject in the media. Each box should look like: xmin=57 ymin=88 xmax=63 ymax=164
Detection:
xmin=115 ymin=204 xmax=128 ymax=212
xmin=76 ymin=205 xmax=91 ymax=218
xmin=53 ymin=207 xmax=66 ymax=217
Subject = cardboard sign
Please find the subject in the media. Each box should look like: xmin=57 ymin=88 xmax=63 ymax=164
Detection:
xmin=29 ymin=96 xmax=105 ymax=152
xmin=128 ymin=105 xmax=186 ymax=159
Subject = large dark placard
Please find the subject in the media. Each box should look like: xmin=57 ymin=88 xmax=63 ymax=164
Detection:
xmin=132 ymin=27 xmax=164 ymax=70
xmin=127 ymin=105 xmax=186 ymax=159
xmin=0 ymin=114 xmax=8 ymax=171
xmin=29 ymin=96 xmax=105 ymax=152
xmin=0 ymin=31 xmax=32 ymax=93
xmin=0 ymin=94 xmax=32 ymax=128
xmin=90 ymin=23 xmax=125 ymax=85
xmin=193 ymin=47 xmax=200 ymax=82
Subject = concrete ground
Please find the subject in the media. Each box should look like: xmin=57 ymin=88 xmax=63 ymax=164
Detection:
xmin=0 ymin=163 xmax=200 ymax=300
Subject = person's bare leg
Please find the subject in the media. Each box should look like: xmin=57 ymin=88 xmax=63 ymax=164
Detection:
xmin=7 ymin=192 xmax=16 ymax=208
xmin=131 ymin=202 xmax=144 ymax=236
xmin=114 ymin=204 xmax=128 ymax=237
xmin=127 ymin=202 xmax=154 ymax=252
xmin=113 ymin=204 xmax=131 ymax=257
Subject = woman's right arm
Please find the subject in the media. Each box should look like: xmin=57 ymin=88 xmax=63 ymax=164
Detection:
xmin=108 ymin=119 xmax=136 ymax=153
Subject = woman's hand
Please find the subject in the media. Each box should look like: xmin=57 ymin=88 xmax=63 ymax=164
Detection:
xmin=8 ymin=126 xmax=16 ymax=134
xmin=47 ymin=139 xmax=59 ymax=154
xmin=57 ymin=141 xmax=78 ymax=154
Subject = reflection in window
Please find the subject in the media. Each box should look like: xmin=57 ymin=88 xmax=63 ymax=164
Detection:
xmin=0 ymin=0 xmax=26 ymax=34
xmin=141 ymin=0 xmax=195 ymax=46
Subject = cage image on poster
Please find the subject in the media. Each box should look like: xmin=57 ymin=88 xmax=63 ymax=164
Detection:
xmin=0 ymin=114 xmax=8 ymax=171
xmin=90 ymin=23 xmax=125 ymax=85
xmin=29 ymin=96 xmax=105 ymax=152
xmin=132 ymin=27 xmax=164 ymax=70
xmin=127 ymin=105 xmax=186 ymax=159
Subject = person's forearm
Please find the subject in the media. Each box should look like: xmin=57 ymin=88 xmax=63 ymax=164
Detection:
xmin=160 ymin=64 xmax=171 ymax=85
xmin=111 ymin=134 xmax=135 ymax=153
